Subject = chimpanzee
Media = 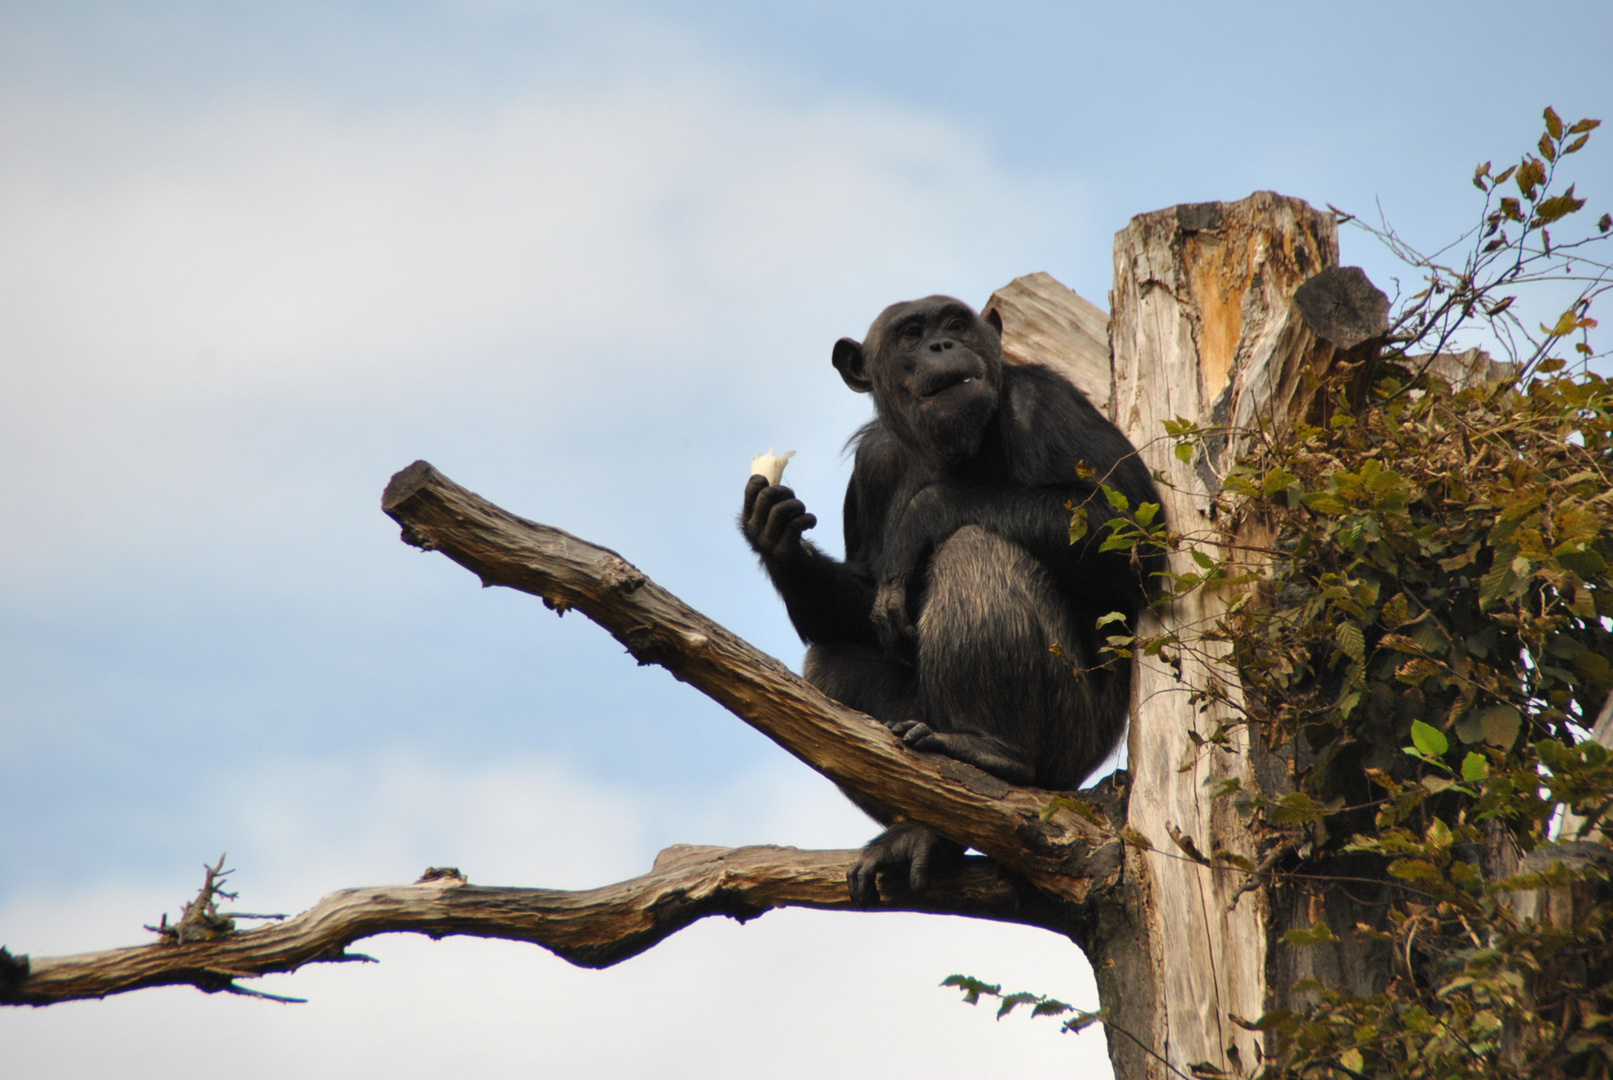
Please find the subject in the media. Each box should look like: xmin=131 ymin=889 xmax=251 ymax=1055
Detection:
xmin=741 ymin=295 xmax=1162 ymax=905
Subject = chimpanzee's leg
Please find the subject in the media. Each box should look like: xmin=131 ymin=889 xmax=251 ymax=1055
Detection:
xmin=912 ymin=524 xmax=1122 ymax=792
xmin=848 ymin=526 xmax=1132 ymax=905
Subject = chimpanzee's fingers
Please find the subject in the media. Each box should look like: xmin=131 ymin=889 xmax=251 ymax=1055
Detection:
xmin=744 ymin=484 xmax=797 ymax=547
xmin=742 ymin=474 xmax=769 ymax=518
xmin=909 ymin=843 xmax=936 ymax=894
xmin=783 ymin=511 xmax=817 ymax=545
xmin=899 ymin=722 xmax=937 ymax=749
xmin=847 ymin=856 xmax=881 ymax=907
xmin=759 ymin=497 xmax=807 ymax=550
xmin=751 ymin=484 xmax=795 ymax=530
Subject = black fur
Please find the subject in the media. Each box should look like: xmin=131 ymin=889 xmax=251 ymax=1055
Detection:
xmin=741 ymin=296 xmax=1161 ymax=904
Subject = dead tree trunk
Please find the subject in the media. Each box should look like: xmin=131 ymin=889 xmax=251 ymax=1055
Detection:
xmin=3 ymin=191 xmax=1384 ymax=1080
xmin=1105 ymin=193 xmax=1359 ymax=1079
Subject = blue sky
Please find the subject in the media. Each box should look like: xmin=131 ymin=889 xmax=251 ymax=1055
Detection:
xmin=2 ymin=2 xmax=1609 ymax=1076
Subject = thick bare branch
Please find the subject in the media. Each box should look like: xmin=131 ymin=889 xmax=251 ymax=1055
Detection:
xmin=380 ymin=461 xmax=1122 ymax=903
xmin=2 ymin=845 xmax=1068 ymax=1007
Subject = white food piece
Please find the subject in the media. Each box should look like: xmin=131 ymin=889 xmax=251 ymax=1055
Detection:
xmin=749 ymin=447 xmax=797 ymax=486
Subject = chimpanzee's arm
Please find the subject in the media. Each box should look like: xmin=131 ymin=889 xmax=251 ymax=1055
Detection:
xmin=741 ymin=475 xmax=879 ymax=646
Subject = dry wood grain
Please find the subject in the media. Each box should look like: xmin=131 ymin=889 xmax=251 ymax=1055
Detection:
xmin=984 ymin=271 xmax=1113 ymax=410
xmin=1 ymin=845 xmax=1066 ymax=1006
xmin=1108 ymin=191 xmax=1344 ymax=1079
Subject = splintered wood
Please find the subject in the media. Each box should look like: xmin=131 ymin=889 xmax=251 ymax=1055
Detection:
xmin=985 ymin=271 xmax=1113 ymax=411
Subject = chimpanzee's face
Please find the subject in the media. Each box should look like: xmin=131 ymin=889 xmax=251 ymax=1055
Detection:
xmin=832 ymin=296 xmax=1003 ymax=463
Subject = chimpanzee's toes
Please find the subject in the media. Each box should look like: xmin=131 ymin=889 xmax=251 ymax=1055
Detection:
xmin=846 ymin=823 xmax=963 ymax=906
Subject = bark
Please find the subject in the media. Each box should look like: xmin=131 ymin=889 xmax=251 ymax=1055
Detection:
xmin=1108 ymin=192 xmax=1372 ymax=1079
xmin=1 ymin=466 xmax=1129 ymax=1006
xmin=0 ymin=846 xmax=1065 ymax=1006
xmin=377 ymin=462 xmax=1123 ymax=902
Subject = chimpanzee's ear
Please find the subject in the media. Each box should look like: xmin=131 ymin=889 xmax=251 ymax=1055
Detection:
xmin=832 ymin=338 xmax=873 ymax=394
xmin=983 ymin=306 xmax=1004 ymax=335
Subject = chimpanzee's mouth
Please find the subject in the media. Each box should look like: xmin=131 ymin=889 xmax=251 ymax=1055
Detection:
xmin=919 ymin=373 xmax=981 ymax=399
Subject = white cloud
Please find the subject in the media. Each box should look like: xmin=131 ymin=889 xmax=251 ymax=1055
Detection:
xmin=0 ymin=51 xmax=1083 ymax=598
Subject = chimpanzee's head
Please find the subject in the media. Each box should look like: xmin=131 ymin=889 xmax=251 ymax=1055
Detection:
xmin=831 ymin=296 xmax=1005 ymax=463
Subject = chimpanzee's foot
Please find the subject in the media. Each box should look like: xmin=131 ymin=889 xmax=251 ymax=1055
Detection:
xmin=847 ymin=821 xmax=964 ymax=907
xmin=884 ymin=721 xmax=1036 ymax=786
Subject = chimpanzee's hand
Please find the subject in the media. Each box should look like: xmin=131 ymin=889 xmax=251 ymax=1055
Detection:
xmin=870 ymin=576 xmax=915 ymax=650
xmin=742 ymin=474 xmax=817 ymax=563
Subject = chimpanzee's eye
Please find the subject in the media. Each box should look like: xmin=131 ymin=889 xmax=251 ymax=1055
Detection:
xmin=946 ymin=317 xmax=968 ymax=334
xmin=899 ymin=324 xmax=922 ymax=346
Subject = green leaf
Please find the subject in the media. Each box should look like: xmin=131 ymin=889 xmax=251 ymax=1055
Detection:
xmin=1062 ymin=1009 xmax=1104 ymax=1035
xmin=1335 ymin=621 xmax=1365 ymax=663
xmin=1411 ymin=720 xmax=1449 ymax=758
xmin=997 ymin=991 xmax=1040 ymax=1019
xmin=1341 ymin=1048 xmax=1365 ymax=1074
xmin=1476 ymin=704 xmax=1521 ymax=749
xmin=1543 ymin=309 xmax=1583 ymax=337
xmin=1262 ymin=467 xmax=1298 ymax=495
xmin=1576 ymin=650 xmax=1611 ymax=684
xmin=1396 ymin=657 xmax=1441 ymax=685
xmin=1103 ymin=484 xmax=1130 ymax=512
xmin=1174 ymin=442 xmax=1194 ymax=463
xmin=1388 ymin=858 xmax=1444 ymax=885
xmin=941 ymin=975 xmax=1000 ymax=1005
xmin=1283 ymin=919 xmax=1339 ymax=947
xmin=1134 ymin=501 xmax=1159 ymax=526
xmin=1302 ymin=491 xmax=1350 ymax=515
xmin=1534 ymin=186 xmax=1586 ymax=226
xmin=1479 ymin=563 xmax=1518 ymax=606
xmin=1272 ymin=791 xmax=1337 ymax=825
xmin=1462 ymin=752 xmax=1489 ymax=781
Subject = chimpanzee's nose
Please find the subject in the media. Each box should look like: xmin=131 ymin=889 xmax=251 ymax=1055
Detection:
xmin=929 ymin=340 xmax=954 ymax=352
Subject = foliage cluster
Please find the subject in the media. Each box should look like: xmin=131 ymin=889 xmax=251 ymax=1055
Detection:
xmin=956 ymin=108 xmax=1613 ymax=1080
xmin=1197 ymin=108 xmax=1613 ymax=1080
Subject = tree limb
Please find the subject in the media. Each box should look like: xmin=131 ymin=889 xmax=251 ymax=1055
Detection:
xmin=2 ymin=461 xmax=1130 ymax=1008
xmin=2 ymin=844 xmax=1068 ymax=1006
xmin=379 ymin=461 xmax=1123 ymax=903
